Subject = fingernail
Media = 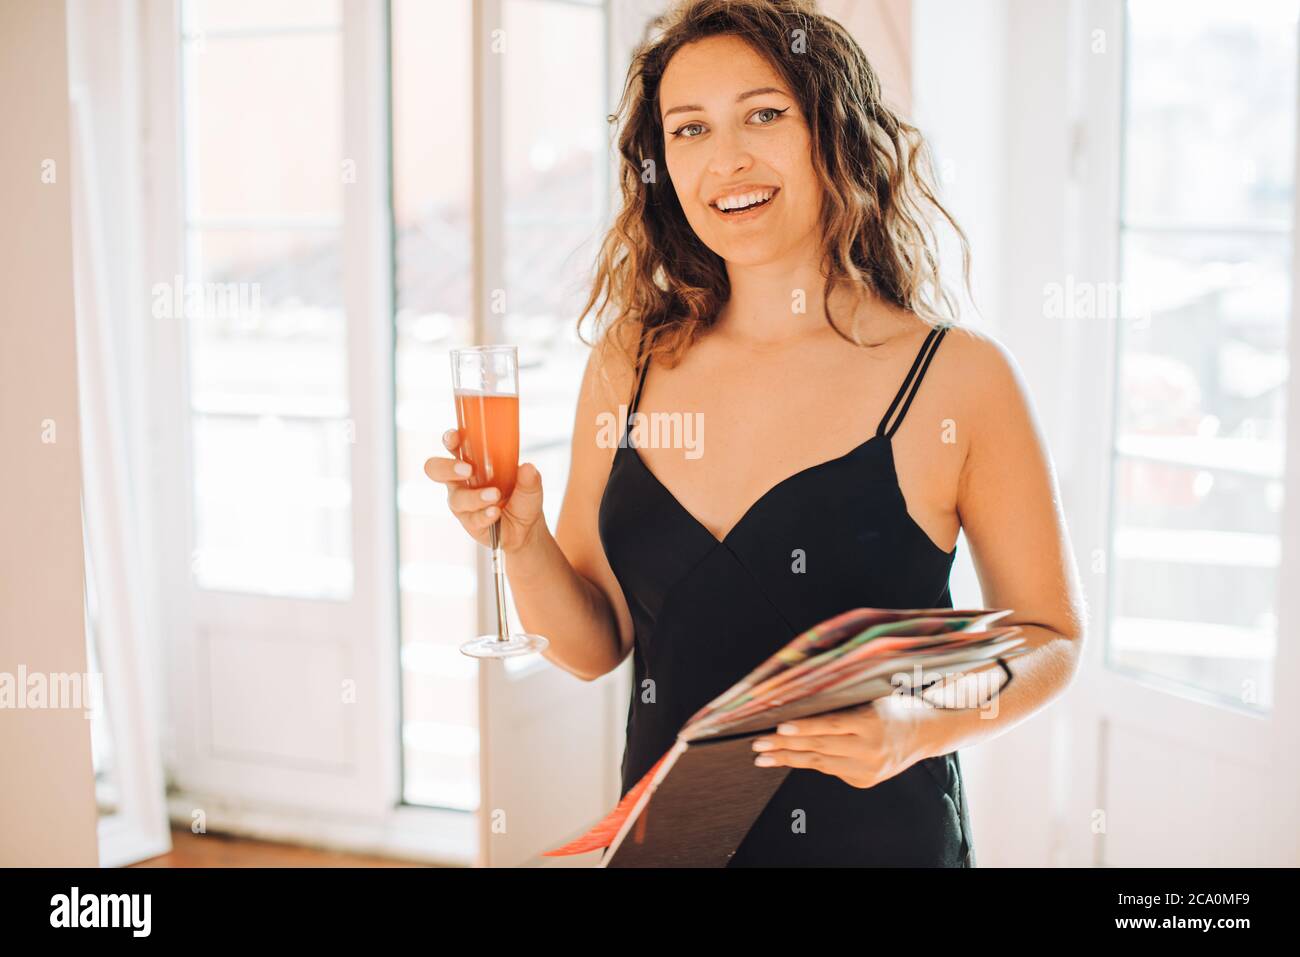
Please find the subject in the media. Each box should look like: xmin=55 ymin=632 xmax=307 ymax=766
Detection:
xmin=480 ymin=488 xmax=498 ymax=501
xmin=752 ymin=740 xmax=772 ymax=752
xmin=486 ymin=507 xmax=499 ymax=519
xmin=454 ymin=462 xmax=471 ymax=476
xmin=444 ymin=429 xmax=455 ymax=443
xmin=754 ymin=756 xmax=776 ymax=767
xmin=777 ymin=723 xmax=798 ymax=735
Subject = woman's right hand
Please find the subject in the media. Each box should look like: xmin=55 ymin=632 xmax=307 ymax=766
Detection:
xmin=423 ymin=428 xmax=547 ymax=553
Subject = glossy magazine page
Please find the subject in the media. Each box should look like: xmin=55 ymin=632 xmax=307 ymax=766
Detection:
xmin=542 ymin=606 xmax=1024 ymax=862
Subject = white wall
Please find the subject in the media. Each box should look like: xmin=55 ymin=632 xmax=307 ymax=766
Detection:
xmin=0 ymin=0 xmax=100 ymax=866
xmin=913 ymin=0 xmax=1077 ymax=866
xmin=912 ymin=0 xmax=1009 ymax=336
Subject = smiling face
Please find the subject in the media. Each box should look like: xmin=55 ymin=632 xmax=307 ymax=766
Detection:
xmin=658 ymin=34 xmax=823 ymax=268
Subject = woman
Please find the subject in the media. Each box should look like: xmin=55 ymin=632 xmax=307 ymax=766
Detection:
xmin=426 ymin=0 xmax=1085 ymax=866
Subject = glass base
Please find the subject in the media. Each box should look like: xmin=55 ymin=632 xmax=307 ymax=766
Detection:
xmin=459 ymin=632 xmax=549 ymax=659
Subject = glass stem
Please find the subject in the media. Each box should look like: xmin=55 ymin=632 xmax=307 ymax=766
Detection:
xmin=489 ymin=518 xmax=510 ymax=642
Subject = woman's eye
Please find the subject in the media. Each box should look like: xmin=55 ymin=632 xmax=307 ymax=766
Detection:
xmin=670 ymin=107 xmax=786 ymax=139
xmin=751 ymin=107 xmax=786 ymax=125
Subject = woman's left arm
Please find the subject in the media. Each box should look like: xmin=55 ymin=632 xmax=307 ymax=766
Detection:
xmin=908 ymin=333 xmax=1088 ymax=756
xmin=752 ymin=335 xmax=1089 ymax=784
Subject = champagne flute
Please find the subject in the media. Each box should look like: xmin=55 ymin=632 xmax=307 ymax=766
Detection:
xmin=450 ymin=345 xmax=549 ymax=658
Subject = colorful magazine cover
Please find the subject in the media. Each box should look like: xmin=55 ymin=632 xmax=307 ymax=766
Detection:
xmin=544 ymin=606 xmax=1024 ymax=860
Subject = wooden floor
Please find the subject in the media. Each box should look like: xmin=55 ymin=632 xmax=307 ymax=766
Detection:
xmin=130 ymin=826 xmax=433 ymax=867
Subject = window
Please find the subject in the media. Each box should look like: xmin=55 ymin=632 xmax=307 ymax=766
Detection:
xmin=178 ymin=0 xmax=353 ymax=600
xmin=391 ymin=0 xmax=477 ymax=811
xmin=1107 ymin=0 xmax=1298 ymax=709
xmin=158 ymin=0 xmax=612 ymax=824
xmin=392 ymin=0 xmax=610 ymax=811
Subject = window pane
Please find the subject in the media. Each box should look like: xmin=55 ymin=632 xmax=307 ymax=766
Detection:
xmin=179 ymin=16 xmax=351 ymax=600
xmin=1109 ymin=0 xmax=1297 ymax=708
xmin=183 ymin=0 xmax=341 ymax=35
xmin=186 ymin=229 xmax=348 ymax=411
xmin=392 ymin=0 xmax=478 ymax=812
xmin=502 ymin=0 xmax=609 ymax=676
xmin=184 ymin=32 xmax=343 ymax=219
xmin=191 ymin=414 xmax=353 ymax=598
xmin=1116 ymin=232 xmax=1290 ymax=450
xmin=1123 ymin=0 xmax=1298 ymax=225
xmin=1109 ymin=458 xmax=1280 ymax=708
xmin=391 ymin=0 xmax=611 ymax=809
xmin=503 ymin=0 xmax=608 ymax=453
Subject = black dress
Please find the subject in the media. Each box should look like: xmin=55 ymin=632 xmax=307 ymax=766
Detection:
xmin=598 ymin=322 xmax=974 ymax=866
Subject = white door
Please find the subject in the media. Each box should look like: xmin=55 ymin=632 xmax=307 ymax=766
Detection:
xmin=1062 ymin=0 xmax=1300 ymax=866
xmin=143 ymin=0 xmax=399 ymax=818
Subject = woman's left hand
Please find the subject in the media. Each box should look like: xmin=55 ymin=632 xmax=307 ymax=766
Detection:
xmin=750 ymin=692 xmax=946 ymax=789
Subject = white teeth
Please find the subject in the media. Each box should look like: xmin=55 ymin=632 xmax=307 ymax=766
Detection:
xmin=716 ymin=189 xmax=774 ymax=211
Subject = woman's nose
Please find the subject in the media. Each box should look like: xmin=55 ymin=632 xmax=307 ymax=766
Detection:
xmin=705 ymin=129 xmax=754 ymax=178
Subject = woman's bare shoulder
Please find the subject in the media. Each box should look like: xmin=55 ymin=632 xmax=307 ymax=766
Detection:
xmin=937 ymin=322 xmax=1044 ymax=447
xmin=938 ymin=322 xmax=1022 ymax=394
xmin=581 ymin=320 xmax=643 ymax=412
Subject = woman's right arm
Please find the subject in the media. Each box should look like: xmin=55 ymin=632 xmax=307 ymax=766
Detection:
xmin=424 ymin=339 xmax=636 ymax=681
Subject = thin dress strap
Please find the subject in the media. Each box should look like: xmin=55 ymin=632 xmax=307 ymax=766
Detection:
xmin=624 ymin=326 xmax=652 ymax=445
xmin=876 ymin=323 xmax=950 ymax=440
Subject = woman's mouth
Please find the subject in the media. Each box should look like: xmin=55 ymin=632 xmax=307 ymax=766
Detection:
xmin=709 ymin=187 xmax=779 ymax=220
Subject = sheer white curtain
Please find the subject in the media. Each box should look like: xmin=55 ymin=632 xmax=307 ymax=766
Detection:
xmin=67 ymin=0 xmax=170 ymax=867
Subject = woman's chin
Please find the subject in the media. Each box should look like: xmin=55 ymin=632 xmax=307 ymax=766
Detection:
xmin=712 ymin=240 xmax=796 ymax=268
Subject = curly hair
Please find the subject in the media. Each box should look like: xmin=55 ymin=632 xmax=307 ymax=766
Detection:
xmin=577 ymin=0 xmax=972 ymax=384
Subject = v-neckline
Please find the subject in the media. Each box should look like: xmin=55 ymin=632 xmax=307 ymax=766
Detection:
xmin=622 ymin=431 xmax=887 ymax=546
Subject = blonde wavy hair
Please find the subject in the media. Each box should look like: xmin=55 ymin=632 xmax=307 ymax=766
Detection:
xmin=577 ymin=0 xmax=972 ymax=383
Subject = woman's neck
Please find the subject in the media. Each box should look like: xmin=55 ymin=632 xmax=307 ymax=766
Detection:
xmin=713 ymin=254 xmax=894 ymax=347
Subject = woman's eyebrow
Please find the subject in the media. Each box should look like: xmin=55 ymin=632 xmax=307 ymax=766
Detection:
xmin=661 ymin=86 xmax=788 ymax=121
